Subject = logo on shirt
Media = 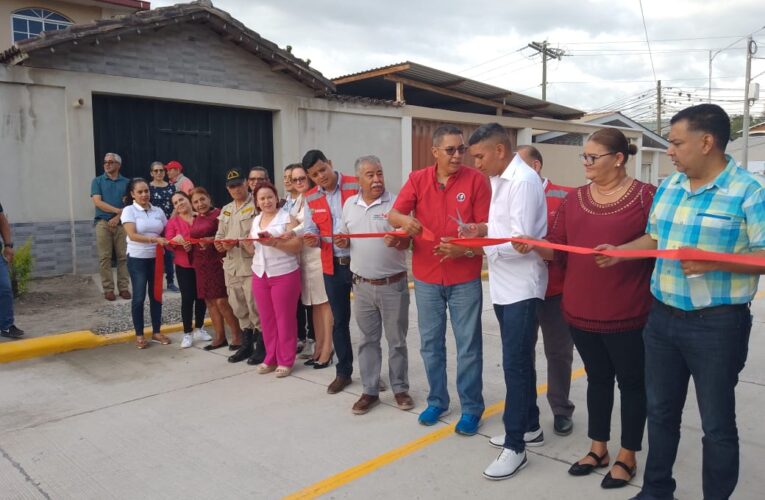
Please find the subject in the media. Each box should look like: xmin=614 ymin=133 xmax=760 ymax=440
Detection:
xmin=456 ymin=192 xmax=466 ymax=202
xmin=222 ymin=210 xmax=231 ymax=217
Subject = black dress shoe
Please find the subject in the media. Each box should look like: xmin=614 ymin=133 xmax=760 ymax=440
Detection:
xmin=554 ymin=415 xmax=574 ymax=436
xmin=313 ymin=358 xmax=333 ymax=370
xmin=203 ymin=340 xmax=229 ymax=351
xmin=601 ymin=461 xmax=636 ymax=489
xmin=304 ymin=358 xmax=317 ymax=366
xmin=568 ymin=451 xmax=609 ymax=476
xmin=228 ymin=344 xmax=241 ymax=351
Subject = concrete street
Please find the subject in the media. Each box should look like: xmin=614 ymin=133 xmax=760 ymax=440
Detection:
xmin=1 ymin=287 xmax=763 ymax=499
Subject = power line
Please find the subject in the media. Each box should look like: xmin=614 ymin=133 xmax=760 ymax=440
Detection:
xmin=458 ymin=47 xmax=526 ymax=73
xmin=638 ymin=0 xmax=657 ymax=82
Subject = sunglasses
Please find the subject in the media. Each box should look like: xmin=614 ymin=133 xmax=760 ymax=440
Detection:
xmin=291 ymin=176 xmax=307 ymax=183
xmin=437 ymin=145 xmax=468 ymax=156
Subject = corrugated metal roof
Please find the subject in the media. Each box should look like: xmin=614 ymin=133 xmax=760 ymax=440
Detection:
xmin=334 ymin=61 xmax=584 ymax=120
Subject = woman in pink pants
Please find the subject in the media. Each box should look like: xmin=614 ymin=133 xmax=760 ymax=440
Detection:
xmin=243 ymin=182 xmax=303 ymax=377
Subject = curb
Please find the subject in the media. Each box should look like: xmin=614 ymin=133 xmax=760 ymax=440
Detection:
xmin=0 ymin=320 xmax=211 ymax=364
xmin=1 ymin=272 xmax=490 ymax=364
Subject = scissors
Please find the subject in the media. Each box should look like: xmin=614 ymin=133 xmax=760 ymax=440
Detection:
xmin=448 ymin=208 xmax=471 ymax=234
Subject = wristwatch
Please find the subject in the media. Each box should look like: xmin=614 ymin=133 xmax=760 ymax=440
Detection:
xmin=3 ymin=242 xmax=12 ymax=248
xmin=464 ymin=249 xmax=475 ymax=258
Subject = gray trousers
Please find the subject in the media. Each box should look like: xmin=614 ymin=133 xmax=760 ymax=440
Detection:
xmin=352 ymin=276 xmax=410 ymax=396
xmin=535 ymin=294 xmax=575 ymax=417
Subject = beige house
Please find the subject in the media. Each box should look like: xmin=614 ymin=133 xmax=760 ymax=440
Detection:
xmin=1 ymin=1 xmax=645 ymax=276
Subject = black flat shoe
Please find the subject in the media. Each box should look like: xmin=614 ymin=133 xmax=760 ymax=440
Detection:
xmin=203 ymin=340 xmax=229 ymax=351
xmin=568 ymin=451 xmax=609 ymax=476
xmin=313 ymin=358 xmax=333 ymax=370
xmin=304 ymin=358 xmax=317 ymax=366
xmin=601 ymin=461 xmax=636 ymax=489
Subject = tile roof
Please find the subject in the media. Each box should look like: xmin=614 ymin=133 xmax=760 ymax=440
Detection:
xmin=0 ymin=0 xmax=335 ymax=94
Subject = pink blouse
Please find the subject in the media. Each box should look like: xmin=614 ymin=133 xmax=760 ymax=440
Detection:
xmin=165 ymin=215 xmax=194 ymax=268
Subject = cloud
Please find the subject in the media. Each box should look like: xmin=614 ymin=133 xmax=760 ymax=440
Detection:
xmin=150 ymin=0 xmax=765 ymax=116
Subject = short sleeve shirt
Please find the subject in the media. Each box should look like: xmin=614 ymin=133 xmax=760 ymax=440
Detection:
xmin=341 ymin=191 xmax=407 ymax=279
xmin=120 ymin=202 xmax=167 ymax=258
xmin=91 ymin=173 xmax=129 ymax=221
xmin=648 ymin=155 xmax=765 ymax=310
xmin=393 ymin=165 xmax=491 ymax=286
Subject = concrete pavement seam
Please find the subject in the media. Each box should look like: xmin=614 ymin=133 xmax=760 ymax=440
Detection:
xmin=0 ymin=444 xmax=52 ymax=499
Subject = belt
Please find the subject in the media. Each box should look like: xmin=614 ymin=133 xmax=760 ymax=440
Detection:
xmin=655 ymin=299 xmax=748 ymax=319
xmin=353 ymin=271 xmax=407 ymax=286
xmin=333 ymin=256 xmax=351 ymax=266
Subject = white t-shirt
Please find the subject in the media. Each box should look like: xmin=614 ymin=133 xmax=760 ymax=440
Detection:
xmin=250 ymin=209 xmax=299 ymax=278
xmin=120 ymin=202 xmax=168 ymax=259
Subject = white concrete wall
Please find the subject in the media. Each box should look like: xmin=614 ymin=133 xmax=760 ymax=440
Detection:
xmin=298 ymin=108 xmax=404 ymax=191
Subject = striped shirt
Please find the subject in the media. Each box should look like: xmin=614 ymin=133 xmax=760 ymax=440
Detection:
xmin=647 ymin=155 xmax=765 ymax=310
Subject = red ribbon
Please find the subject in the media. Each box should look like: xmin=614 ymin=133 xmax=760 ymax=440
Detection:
xmin=451 ymin=236 xmax=765 ymax=267
xmin=154 ymin=244 xmax=164 ymax=303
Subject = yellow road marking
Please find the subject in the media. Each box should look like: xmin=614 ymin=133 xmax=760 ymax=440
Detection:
xmin=284 ymin=367 xmax=587 ymax=499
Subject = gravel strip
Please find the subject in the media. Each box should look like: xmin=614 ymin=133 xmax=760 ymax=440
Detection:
xmin=92 ymin=292 xmax=185 ymax=334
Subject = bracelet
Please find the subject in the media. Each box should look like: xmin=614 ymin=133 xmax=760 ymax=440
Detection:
xmin=4 ymin=242 xmax=13 ymax=248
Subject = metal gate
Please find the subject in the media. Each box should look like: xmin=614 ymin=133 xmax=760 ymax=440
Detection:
xmin=92 ymin=94 xmax=274 ymax=207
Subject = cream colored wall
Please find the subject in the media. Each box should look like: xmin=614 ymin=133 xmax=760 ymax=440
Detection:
xmin=1 ymin=0 xmax=106 ymax=48
xmin=533 ymin=143 xmax=588 ymax=187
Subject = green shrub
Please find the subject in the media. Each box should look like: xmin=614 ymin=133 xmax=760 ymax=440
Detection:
xmin=10 ymin=238 xmax=33 ymax=298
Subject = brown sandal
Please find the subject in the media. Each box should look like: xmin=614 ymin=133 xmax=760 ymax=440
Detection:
xmin=135 ymin=337 xmax=149 ymax=349
xmin=151 ymin=333 xmax=171 ymax=345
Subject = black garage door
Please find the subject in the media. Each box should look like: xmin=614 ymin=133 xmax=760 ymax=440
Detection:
xmin=93 ymin=94 xmax=274 ymax=207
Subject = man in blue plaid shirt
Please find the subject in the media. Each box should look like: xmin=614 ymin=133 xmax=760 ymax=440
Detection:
xmin=596 ymin=104 xmax=765 ymax=500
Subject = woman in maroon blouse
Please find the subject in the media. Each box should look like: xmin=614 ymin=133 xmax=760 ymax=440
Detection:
xmin=189 ymin=187 xmax=242 ymax=351
xmin=516 ymin=128 xmax=655 ymax=490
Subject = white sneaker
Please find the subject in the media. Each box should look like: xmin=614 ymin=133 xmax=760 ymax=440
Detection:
xmin=489 ymin=428 xmax=545 ymax=449
xmin=298 ymin=339 xmax=315 ymax=359
xmin=483 ymin=448 xmax=528 ymax=480
xmin=181 ymin=334 xmax=193 ymax=349
xmin=193 ymin=327 xmax=212 ymax=341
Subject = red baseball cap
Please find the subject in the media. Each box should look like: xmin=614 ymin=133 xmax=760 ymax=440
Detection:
xmin=165 ymin=160 xmax=183 ymax=171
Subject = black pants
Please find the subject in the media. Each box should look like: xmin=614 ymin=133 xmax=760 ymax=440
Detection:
xmin=323 ymin=263 xmax=353 ymax=378
xmin=175 ymin=265 xmax=207 ymax=333
xmin=297 ymin=301 xmax=315 ymax=341
xmin=570 ymin=326 xmax=646 ymax=451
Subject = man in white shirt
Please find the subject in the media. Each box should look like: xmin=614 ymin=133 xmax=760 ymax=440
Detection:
xmin=464 ymin=123 xmax=548 ymax=480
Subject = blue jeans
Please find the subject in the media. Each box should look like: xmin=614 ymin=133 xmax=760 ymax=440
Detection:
xmin=414 ymin=278 xmax=484 ymax=416
xmin=638 ymin=301 xmax=751 ymax=500
xmin=127 ymin=256 xmax=162 ymax=337
xmin=0 ymin=256 xmax=13 ymax=330
xmin=495 ymin=298 xmax=541 ymax=451
xmin=323 ymin=262 xmax=353 ymax=378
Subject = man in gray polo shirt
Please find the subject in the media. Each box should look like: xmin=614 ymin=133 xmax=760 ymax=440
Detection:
xmin=336 ymin=155 xmax=413 ymax=415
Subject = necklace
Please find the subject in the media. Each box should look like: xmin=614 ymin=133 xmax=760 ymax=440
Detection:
xmin=594 ymin=177 xmax=631 ymax=196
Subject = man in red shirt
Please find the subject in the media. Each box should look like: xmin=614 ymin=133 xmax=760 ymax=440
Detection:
xmin=517 ymin=145 xmax=576 ymax=437
xmin=389 ymin=124 xmax=491 ymax=435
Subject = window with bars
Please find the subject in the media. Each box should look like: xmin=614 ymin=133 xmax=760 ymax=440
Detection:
xmin=11 ymin=8 xmax=72 ymax=43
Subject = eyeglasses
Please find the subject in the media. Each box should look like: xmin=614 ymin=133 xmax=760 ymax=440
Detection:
xmin=248 ymin=177 xmax=267 ymax=182
xmin=151 ymin=169 xmax=165 ymax=173
xmin=579 ymin=152 xmax=616 ymax=164
xmin=437 ymin=145 xmax=468 ymax=156
xmin=104 ymin=160 xmax=118 ymax=164
xmin=291 ymin=176 xmax=307 ymax=183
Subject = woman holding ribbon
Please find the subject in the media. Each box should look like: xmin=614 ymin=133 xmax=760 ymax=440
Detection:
xmin=189 ymin=187 xmax=242 ymax=351
xmin=288 ymin=166 xmax=335 ymax=369
xmin=514 ymin=128 xmax=655 ymax=489
xmin=243 ymin=182 xmax=303 ymax=377
xmin=165 ymin=191 xmax=211 ymax=348
xmin=120 ymin=178 xmax=170 ymax=349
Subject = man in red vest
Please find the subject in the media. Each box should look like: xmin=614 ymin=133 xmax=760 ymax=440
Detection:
xmin=517 ymin=145 xmax=576 ymax=437
xmin=302 ymin=150 xmax=359 ymax=394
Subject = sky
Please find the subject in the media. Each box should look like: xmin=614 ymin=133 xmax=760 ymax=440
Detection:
xmin=152 ymin=0 xmax=765 ymax=120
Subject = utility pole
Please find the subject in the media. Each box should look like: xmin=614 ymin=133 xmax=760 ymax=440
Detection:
xmin=742 ymin=36 xmax=756 ymax=169
xmin=527 ymin=41 xmax=566 ymax=101
xmin=656 ymin=80 xmax=662 ymax=135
